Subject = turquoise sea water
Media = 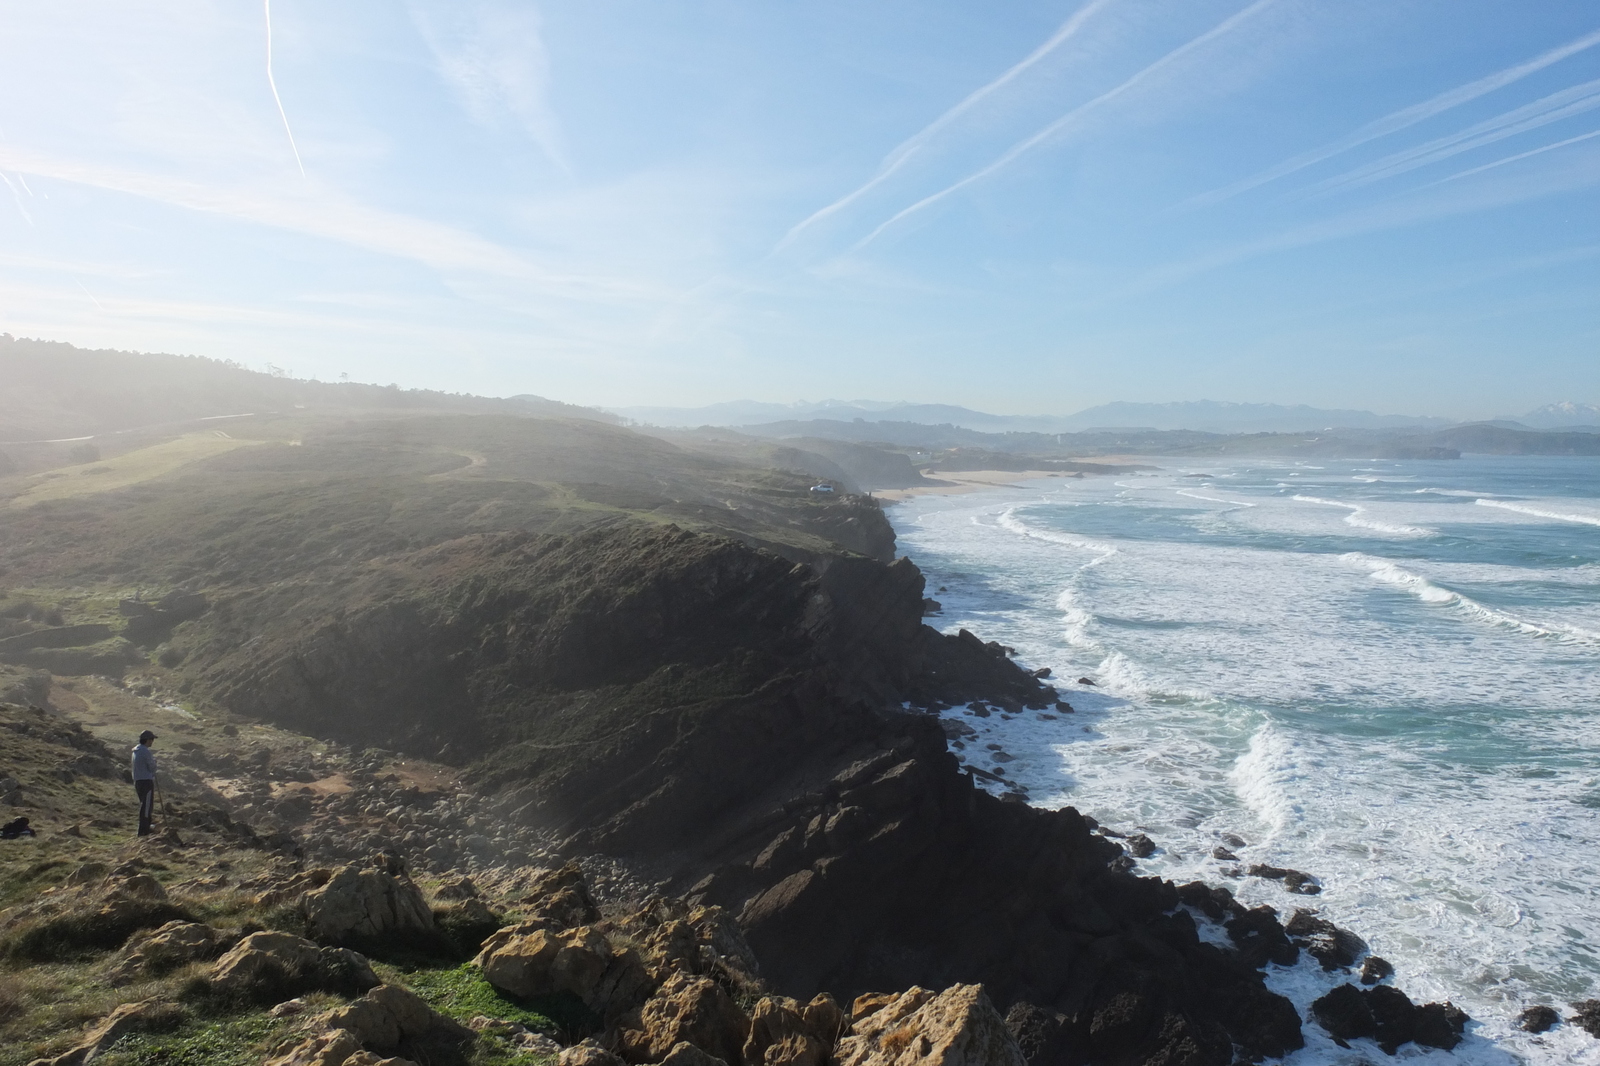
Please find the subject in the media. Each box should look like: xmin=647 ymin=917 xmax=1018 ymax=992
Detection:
xmin=891 ymin=456 xmax=1600 ymax=1065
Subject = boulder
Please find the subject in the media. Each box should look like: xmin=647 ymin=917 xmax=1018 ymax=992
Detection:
xmin=1225 ymin=906 xmax=1298 ymax=967
xmin=622 ymin=973 xmax=751 ymax=1066
xmin=1414 ymin=1001 xmax=1469 ymax=1050
xmin=433 ymin=876 xmax=477 ymax=901
xmin=1517 ymin=1005 xmax=1559 ymax=1033
xmin=658 ymin=1044 xmax=729 ymax=1066
xmin=1358 ymin=956 xmax=1393 ymax=985
xmin=559 ymin=1040 xmax=628 ymax=1066
xmin=1283 ymin=909 xmax=1366 ymax=971
xmin=476 ymin=923 xmax=606 ymax=996
xmin=520 ymin=862 xmax=601 ymax=928
xmin=835 ymin=985 xmax=1024 ymax=1066
xmin=321 ymin=983 xmax=472 ymax=1055
xmin=1003 ymin=1003 xmax=1076 ymax=1066
xmin=25 ymin=999 xmax=182 ymax=1066
xmin=1246 ymin=864 xmax=1319 ymax=895
xmin=1572 ymin=1000 xmax=1600 ymax=1039
xmin=742 ymin=996 xmax=830 ymax=1066
xmin=1311 ymin=984 xmax=1375 ymax=1048
xmin=1124 ymin=834 xmax=1155 ymax=859
xmin=1311 ymin=983 xmax=1467 ymax=1053
xmin=301 ymin=865 xmax=436 ymax=946
xmin=264 ymin=1029 xmax=418 ymax=1066
xmin=108 ymin=920 xmax=220 ymax=982
xmin=208 ymin=931 xmax=378 ymax=1002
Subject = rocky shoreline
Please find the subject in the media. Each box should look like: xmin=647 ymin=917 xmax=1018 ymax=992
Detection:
xmin=2 ymin=406 xmax=1587 ymax=1063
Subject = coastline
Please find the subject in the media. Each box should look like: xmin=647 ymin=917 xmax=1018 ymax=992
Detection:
xmin=887 ymin=457 xmax=1600 ymax=1063
xmin=875 ymin=461 xmax=1151 ymax=502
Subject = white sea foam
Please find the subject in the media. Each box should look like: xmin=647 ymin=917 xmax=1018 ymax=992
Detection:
xmin=1175 ymin=488 xmax=1256 ymax=506
xmin=1475 ymin=497 xmax=1600 ymax=527
xmin=1293 ymin=494 xmax=1438 ymax=537
xmin=1348 ymin=553 xmax=1600 ymax=646
xmin=996 ymin=507 xmax=1118 ymax=564
xmin=1228 ymin=724 xmax=1305 ymax=835
xmin=890 ymin=461 xmax=1600 ymax=1063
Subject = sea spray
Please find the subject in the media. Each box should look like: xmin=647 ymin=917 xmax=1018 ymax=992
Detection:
xmin=893 ymin=454 xmax=1600 ymax=1065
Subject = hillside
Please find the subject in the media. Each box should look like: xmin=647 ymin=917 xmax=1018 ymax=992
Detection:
xmin=0 ymin=347 xmax=1490 ymax=1066
xmin=0 ymin=335 xmax=613 ymax=451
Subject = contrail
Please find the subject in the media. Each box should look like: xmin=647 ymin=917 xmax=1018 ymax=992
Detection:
xmin=74 ymin=279 xmax=105 ymax=313
xmin=1426 ymin=126 xmax=1600 ymax=187
xmin=1302 ymin=77 xmax=1600 ymax=196
xmin=774 ymin=0 xmax=1117 ymax=252
xmin=853 ymin=0 xmax=1280 ymax=250
xmin=265 ymin=0 xmax=306 ymax=176
xmin=1184 ymin=24 xmax=1600 ymax=209
xmin=0 ymin=172 xmax=32 ymax=225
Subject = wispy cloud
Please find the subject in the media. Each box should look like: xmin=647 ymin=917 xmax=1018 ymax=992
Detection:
xmin=775 ymin=0 xmax=1117 ymax=251
xmin=1304 ymin=77 xmax=1600 ymax=196
xmin=410 ymin=1 xmax=571 ymax=174
xmin=1129 ymin=141 xmax=1600 ymax=296
xmin=853 ymin=0 xmax=1282 ymax=250
xmin=1185 ymin=24 xmax=1600 ymax=208
xmin=263 ymin=0 xmax=306 ymax=177
xmin=0 ymin=146 xmax=665 ymax=306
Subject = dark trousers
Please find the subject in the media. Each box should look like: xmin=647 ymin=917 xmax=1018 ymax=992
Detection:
xmin=135 ymin=779 xmax=155 ymax=836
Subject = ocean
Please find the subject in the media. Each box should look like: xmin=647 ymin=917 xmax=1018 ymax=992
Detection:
xmin=889 ymin=456 xmax=1600 ymax=1065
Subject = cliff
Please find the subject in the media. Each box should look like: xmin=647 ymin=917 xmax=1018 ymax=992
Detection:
xmin=1 ymin=402 xmax=1312 ymax=1065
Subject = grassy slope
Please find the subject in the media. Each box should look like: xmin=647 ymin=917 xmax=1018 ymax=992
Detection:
xmin=0 ymin=687 xmax=568 ymax=1066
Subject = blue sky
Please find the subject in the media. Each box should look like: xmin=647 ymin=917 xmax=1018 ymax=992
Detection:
xmin=0 ymin=1 xmax=1596 ymax=417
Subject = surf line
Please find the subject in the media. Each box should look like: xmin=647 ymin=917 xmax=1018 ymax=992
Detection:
xmin=996 ymin=507 xmax=1119 ymax=565
xmin=1176 ymin=488 xmax=1256 ymax=506
xmin=1292 ymin=494 xmax=1436 ymax=537
xmin=1475 ymin=498 xmax=1600 ymax=527
xmin=1347 ymin=553 xmax=1600 ymax=647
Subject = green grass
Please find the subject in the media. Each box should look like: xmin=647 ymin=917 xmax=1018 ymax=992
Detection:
xmin=90 ymin=1011 xmax=290 ymax=1066
xmin=401 ymin=963 xmax=567 ymax=1033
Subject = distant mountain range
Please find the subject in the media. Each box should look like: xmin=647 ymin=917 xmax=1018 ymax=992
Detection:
xmin=1496 ymin=402 xmax=1600 ymax=430
xmin=614 ymin=398 xmax=1600 ymax=434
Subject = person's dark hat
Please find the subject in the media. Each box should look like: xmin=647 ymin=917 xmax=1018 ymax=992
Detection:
xmin=138 ymin=730 xmax=157 ymax=743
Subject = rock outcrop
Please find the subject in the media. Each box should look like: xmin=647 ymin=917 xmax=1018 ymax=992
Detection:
xmin=207 ymin=931 xmax=378 ymax=1003
xmin=621 ymin=973 xmax=752 ymax=1066
xmin=163 ymin=524 xmax=1309 ymax=1065
xmin=107 ymin=920 xmax=222 ymax=983
xmin=321 ymin=983 xmax=473 ymax=1055
xmin=1311 ymin=983 xmax=1468 ymax=1054
xmin=300 ymin=864 xmax=437 ymax=947
xmin=25 ymin=1000 xmax=183 ymax=1066
xmin=836 ymin=985 xmax=1024 ymax=1066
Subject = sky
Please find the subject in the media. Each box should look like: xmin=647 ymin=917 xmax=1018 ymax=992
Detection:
xmin=0 ymin=1 xmax=1597 ymax=418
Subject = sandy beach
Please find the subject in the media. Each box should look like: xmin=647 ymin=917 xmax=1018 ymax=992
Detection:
xmin=873 ymin=461 xmax=1150 ymax=502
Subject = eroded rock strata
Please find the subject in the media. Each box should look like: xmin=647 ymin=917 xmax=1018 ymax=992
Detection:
xmin=157 ymin=523 xmax=1308 ymax=1064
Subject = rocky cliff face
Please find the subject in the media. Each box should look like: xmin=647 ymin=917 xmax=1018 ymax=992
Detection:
xmin=169 ymin=521 xmax=1305 ymax=1066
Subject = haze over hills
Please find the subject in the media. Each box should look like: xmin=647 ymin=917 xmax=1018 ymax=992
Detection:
xmin=615 ymin=398 xmax=1592 ymax=435
xmin=0 ymin=335 xmax=615 ymax=444
xmin=1497 ymin=402 xmax=1600 ymax=430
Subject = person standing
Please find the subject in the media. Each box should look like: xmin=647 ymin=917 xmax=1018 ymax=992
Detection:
xmin=131 ymin=730 xmax=158 ymax=836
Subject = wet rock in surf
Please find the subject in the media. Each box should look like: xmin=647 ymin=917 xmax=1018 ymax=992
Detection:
xmin=1225 ymin=906 xmax=1298 ymax=967
xmin=1312 ymin=983 xmax=1467 ymax=1052
xmin=1517 ymin=1005 xmax=1559 ymax=1033
xmin=1124 ymin=834 xmax=1156 ymax=859
xmin=1284 ymin=909 xmax=1366 ymax=971
xmin=1359 ymin=956 xmax=1393 ymax=985
xmin=1571 ymin=999 xmax=1600 ymax=1038
xmin=1247 ymin=864 xmax=1320 ymax=894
